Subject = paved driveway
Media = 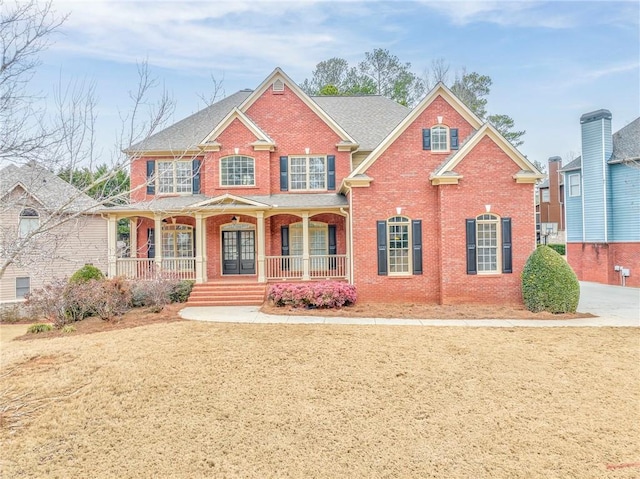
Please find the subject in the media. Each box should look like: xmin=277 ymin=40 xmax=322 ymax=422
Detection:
xmin=578 ymin=281 xmax=639 ymax=323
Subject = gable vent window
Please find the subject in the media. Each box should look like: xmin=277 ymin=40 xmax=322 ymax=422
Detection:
xmin=272 ymin=79 xmax=285 ymax=93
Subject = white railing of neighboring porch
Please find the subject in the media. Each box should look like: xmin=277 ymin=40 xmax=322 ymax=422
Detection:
xmin=115 ymin=258 xmax=196 ymax=280
xmin=265 ymin=255 xmax=348 ymax=280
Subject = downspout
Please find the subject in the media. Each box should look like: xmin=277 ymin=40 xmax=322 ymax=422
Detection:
xmin=602 ymin=120 xmax=608 ymax=243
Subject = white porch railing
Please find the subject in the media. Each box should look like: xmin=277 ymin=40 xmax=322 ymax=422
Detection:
xmin=115 ymin=258 xmax=195 ymax=280
xmin=265 ymin=255 xmax=348 ymax=280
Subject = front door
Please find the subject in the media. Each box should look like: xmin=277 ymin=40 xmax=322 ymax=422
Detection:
xmin=222 ymin=230 xmax=256 ymax=275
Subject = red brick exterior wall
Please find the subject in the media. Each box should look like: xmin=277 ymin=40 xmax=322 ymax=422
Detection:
xmin=128 ymin=81 xmax=538 ymax=305
xmin=351 ymin=98 xmax=536 ymax=305
xmin=567 ymin=242 xmax=640 ymax=287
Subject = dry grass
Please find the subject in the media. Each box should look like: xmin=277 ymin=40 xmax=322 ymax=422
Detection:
xmin=1 ymin=318 xmax=638 ymax=478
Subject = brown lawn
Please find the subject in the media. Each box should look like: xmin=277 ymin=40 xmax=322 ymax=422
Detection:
xmin=1 ymin=313 xmax=638 ymax=479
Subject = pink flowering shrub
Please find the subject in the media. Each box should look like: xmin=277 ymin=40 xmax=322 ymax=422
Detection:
xmin=268 ymin=282 xmax=357 ymax=308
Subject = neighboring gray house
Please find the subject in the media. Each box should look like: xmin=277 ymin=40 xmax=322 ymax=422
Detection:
xmin=0 ymin=163 xmax=108 ymax=303
xmin=560 ymin=111 xmax=639 ymax=287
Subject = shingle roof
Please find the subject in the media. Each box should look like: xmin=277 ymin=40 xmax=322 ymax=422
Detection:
xmin=128 ymin=90 xmax=253 ymax=153
xmin=103 ymin=193 xmax=347 ymax=213
xmin=559 ymin=156 xmax=582 ymax=172
xmin=311 ymin=95 xmax=410 ymax=151
xmin=0 ymin=163 xmax=99 ymax=213
xmin=610 ymin=117 xmax=640 ymax=163
xmin=129 ymin=90 xmax=410 ymax=154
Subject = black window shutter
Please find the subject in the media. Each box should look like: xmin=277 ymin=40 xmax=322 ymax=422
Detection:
xmin=377 ymin=220 xmax=387 ymax=275
xmin=328 ymin=224 xmax=337 ymax=270
xmin=146 ymin=160 xmax=155 ymax=194
xmin=327 ymin=155 xmax=336 ymax=190
xmin=450 ymin=128 xmax=459 ymax=150
xmin=192 ymin=159 xmax=201 ymax=193
xmin=466 ymin=219 xmax=477 ymax=275
xmin=147 ymin=228 xmax=155 ymax=258
xmin=281 ymin=225 xmax=289 ymax=271
xmin=412 ymin=220 xmax=423 ymax=275
xmin=422 ymin=129 xmax=431 ymax=150
xmin=502 ymin=217 xmax=512 ymax=274
xmin=280 ymin=156 xmax=288 ymax=191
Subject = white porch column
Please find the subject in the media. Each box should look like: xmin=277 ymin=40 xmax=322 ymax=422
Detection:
xmin=129 ymin=218 xmax=137 ymax=258
xmin=195 ymin=213 xmax=205 ymax=284
xmin=256 ymin=211 xmax=266 ymax=283
xmin=153 ymin=214 xmax=163 ymax=271
xmin=344 ymin=211 xmax=351 ymax=281
xmin=107 ymin=215 xmax=118 ymax=277
xmin=302 ymin=211 xmax=310 ymax=280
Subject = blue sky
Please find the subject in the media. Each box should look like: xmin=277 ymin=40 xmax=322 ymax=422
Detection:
xmin=33 ymin=0 xmax=639 ymax=169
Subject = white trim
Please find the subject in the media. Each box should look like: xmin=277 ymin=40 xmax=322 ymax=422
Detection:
xmin=199 ymin=107 xmax=275 ymax=148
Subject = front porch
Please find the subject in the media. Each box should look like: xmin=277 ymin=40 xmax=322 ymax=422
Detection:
xmin=106 ymin=194 xmax=351 ymax=285
xmin=113 ymin=254 xmax=349 ymax=282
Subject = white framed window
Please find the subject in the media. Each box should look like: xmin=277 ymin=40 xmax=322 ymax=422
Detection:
xmin=19 ymin=208 xmax=39 ymax=238
xmin=476 ymin=214 xmax=500 ymax=273
xmin=568 ymin=174 xmax=581 ymax=197
xmin=220 ymin=155 xmax=255 ymax=186
xmin=388 ymin=216 xmax=411 ymax=275
xmin=289 ymin=156 xmax=326 ymax=190
xmin=16 ymin=277 xmax=30 ymax=299
xmin=289 ymin=222 xmax=329 ymax=271
xmin=162 ymin=225 xmax=194 ymax=258
xmin=541 ymin=188 xmax=550 ymax=203
xmin=157 ymin=161 xmax=193 ymax=194
xmin=431 ymin=125 xmax=449 ymax=152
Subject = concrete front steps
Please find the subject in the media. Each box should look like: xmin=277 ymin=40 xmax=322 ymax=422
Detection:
xmin=186 ymin=281 xmax=267 ymax=306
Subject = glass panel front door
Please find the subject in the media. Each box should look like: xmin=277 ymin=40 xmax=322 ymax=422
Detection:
xmin=222 ymin=230 xmax=256 ymax=275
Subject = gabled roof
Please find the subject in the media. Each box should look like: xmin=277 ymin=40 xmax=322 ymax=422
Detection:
xmin=237 ymin=68 xmax=358 ymax=149
xmin=610 ymin=117 xmax=640 ymax=164
xmin=0 ymin=163 xmax=99 ymax=213
xmin=190 ymin=193 xmax=270 ymax=208
xmin=127 ymin=90 xmax=252 ymax=154
xmin=199 ymin=107 xmax=275 ymax=150
xmin=348 ymin=82 xmax=484 ymax=178
xmin=559 ymin=156 xmax=582 ymax=172
xmin=430 ymin=123 xmax=544 ymax=184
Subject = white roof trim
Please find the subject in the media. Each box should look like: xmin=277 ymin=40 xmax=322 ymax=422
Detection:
xmin=0 ymin=181 xmax=46 ymax=207
xmin=349 ymin=82 xmax=484 ymax=177
xmin=432 ymin=123 xmax=544 ymax=179
xmin=237 ymin=67 xmax=357 ymax=146
xmin=190 ymin=193 xmax=270 ymax=209
xmin=199 ymin=107 xmax=274 ymax=146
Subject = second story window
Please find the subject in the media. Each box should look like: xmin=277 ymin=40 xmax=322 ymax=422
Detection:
xmin=220 ymin=156 xmax=255 ymax=186
xmin=19 ymin=208 xmax=39 ymax=238
xmin=568 ymin=174 xmax=581 ymax=197
xmin=431 ymin=126 xmax=448 ymax=152
xmin=541 ymin=189 xmax=550 ymax=203
xmin=158 ymin=161 xmax=193 ymax=194
xmin=290 ymin=156 xmax=326 ymax=190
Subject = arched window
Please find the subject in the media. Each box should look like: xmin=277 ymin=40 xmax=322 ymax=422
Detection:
xmin=19 ymin=208 xmax=39 ymax=238
xmin=387 ymin=216 xmax=411 ymax=274
xmin=431 ymin=125 xmax=449 ymax=152
xmin=220 ymin=155 xmax=255 ymax=186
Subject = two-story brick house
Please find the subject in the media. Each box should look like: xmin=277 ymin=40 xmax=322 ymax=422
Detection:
xmin=104 ymin=68 xmax=542 ymax=305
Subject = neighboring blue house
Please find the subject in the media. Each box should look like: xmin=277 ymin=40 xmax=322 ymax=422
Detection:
xmin=560 ymin=110 xmax=639 ymax=287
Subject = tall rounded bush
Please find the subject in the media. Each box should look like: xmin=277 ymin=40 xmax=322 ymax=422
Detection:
xmin=69 ymin=264 xmax=104 ymax=284
xmin=521 ymin=245 xmax=579 ymax=313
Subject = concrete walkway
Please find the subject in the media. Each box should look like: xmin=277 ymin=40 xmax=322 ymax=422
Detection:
xmin=179 ymin=282 xmax=639 ymax=328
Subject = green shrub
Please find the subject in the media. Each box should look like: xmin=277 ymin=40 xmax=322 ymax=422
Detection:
xmin=169 ymin=280 xmax=194 ymax=303
xmin=521 ymin=246 xmax=579 ymax=313
xmin=547 ymin=244 xmax=566 ymax=256
xmin=27 ymin=323 xmax=53 ymax=334
xmin=69 ymin=264 xmax=104 ymax=284
xmin=61 ymin=325 xmax=76 ymax=334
